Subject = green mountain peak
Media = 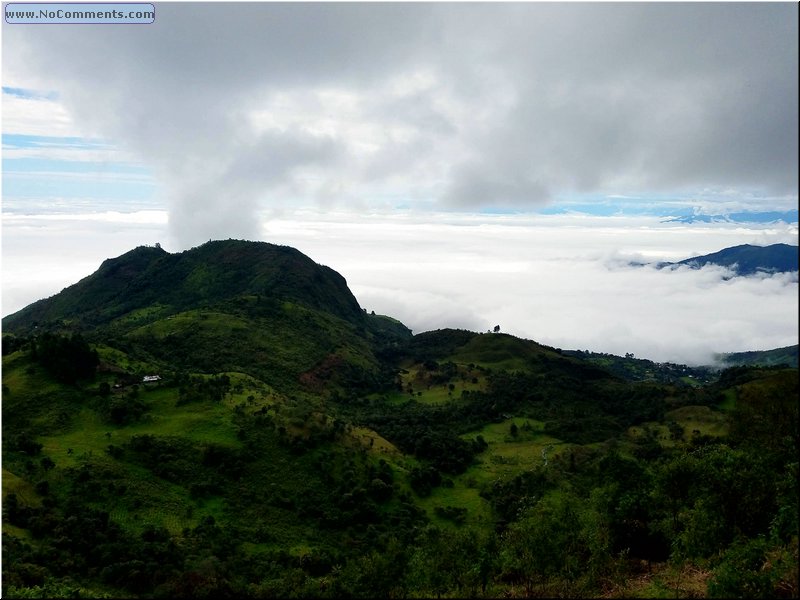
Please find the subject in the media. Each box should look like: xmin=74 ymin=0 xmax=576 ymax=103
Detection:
xmin=2 ymin=239 xmax=366 ymax=333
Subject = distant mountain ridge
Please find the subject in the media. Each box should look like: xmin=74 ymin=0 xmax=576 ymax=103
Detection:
xmin=715 ymin=344 xmax=799 ymax=369
xmin=663 ymin=209 xmax=798 ymax=225
xmin=563 ymin=344 xmax=799 ymax=384
xmin=653 ymin=243 xmax=798 ymax=276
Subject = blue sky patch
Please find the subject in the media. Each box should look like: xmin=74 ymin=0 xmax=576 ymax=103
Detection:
xmin=3 ymin=157 xmax=152 ymax=176
xmin=2 ymin=174 xmax=156 ymax=200
xmin=2 ymin=86 xmax=59 ymax=101
xmin=2 ymin=134 xmax=156 ymax=207
xmin=2 ymin=133 xmax=112 ymax=150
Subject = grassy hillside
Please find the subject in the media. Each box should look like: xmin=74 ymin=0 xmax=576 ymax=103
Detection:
xmin=4 ymin=328 xmax=797 ymax=599
xmin=2 ymin=344 xmax=429 ymax=595
xmin=2 ymin=240 xmax=412 ymax=399
xmin=2 ymin=243 xmax=797 ymax=599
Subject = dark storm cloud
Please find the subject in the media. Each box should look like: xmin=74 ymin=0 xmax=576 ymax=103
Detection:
xmin=5 ymin=2 xmax=796 ymax=245
xmin=434 ymin=2 xmax=799 ymax=204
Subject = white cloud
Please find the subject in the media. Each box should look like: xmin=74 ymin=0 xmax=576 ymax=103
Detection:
xmin=268 ymin=212 xmax=798 ymax=363
xmin=1 ymin=211 xmax=168 ymax=317
xmin=3 ymin=3 xmax=796 ymax=247
xmin=2 ymin=4 xmax=797 ymax=366
xmin=2 ymin=210 xmax=796 ymax=363
xmin=1 ymin=93 xmax=151 ymax=169
xmin=1 ymin=93 xmax=80 ymax=137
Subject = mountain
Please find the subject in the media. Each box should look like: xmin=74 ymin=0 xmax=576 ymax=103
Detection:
xmin=656 ymin=243 xmax=798 ymax=276
xmin=562 ymin=344 xmax=800 ymax=384
xmin=2 ymin=239 xmax=411 ymax=394
xmin=2 ymin=240 xmax=797 ymax=599
xmin=662 ymin=209 xmax=799 ymax=225
xmin=715 ymin=344 xmax=799 ymax=369
xmin=2 ymin=240 xmax=365 ymax=331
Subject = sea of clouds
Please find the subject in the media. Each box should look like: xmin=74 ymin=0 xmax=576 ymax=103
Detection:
xmin=2 ymin=209 xmax=796 ymax=366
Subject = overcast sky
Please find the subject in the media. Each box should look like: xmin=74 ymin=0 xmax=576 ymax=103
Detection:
xmin=2 ymin=2 xmax=798 ymax=364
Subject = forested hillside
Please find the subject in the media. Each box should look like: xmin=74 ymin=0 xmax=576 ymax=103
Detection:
xmin=2 ymin=241 xmax=797 ymax=598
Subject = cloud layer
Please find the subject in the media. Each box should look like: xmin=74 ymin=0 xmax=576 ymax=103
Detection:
xmin=4 ymin=3 xmax=797 ymax=247
xmin=4 ymin=210 xmax=795 ymax=365
xmin=257 ymin=211 xmax=799 ymax=365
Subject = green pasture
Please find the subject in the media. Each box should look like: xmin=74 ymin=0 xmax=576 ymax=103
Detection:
xmin=98 ymin=460 xmax=225 ymax=535
xmin=34 ymin=385 xmax=241 ymax=468
xmin=418 ymin=479 xmax=493 ymax=528
xmin=346 ymin=426 xmax=403 ymax=458
xmin=95 ymin=344 xmax=161 ymax=374
xmin=716 ymin=389 xmax=736 ymax=412
xmin=126 ymin=309 xmax=250 ymax=339
xmin=465 ymin=417 xmax=546 ymax=444
xmin=109 ymin=303 xmax=171 ymax=328
xmin=132 ymin=393 xmax=240 ymax=446
xmin=627 ymin=404 xmax=729 ymax=445
xmin=2 ymin=469 xmax=42 ymax=510
xmin=679 ymin=375 xmax=704 ymax=387
xmin=393 ymin=361 xmax=488 ymax=405
xmin=415 ymin=417 xmax=567 ymax=524
xmin=6 ymin=371 xmax=248 ymax=538
xmin=665 ymin=405 xmax=729 ymax=436
xmin=465 ymin=435 xmax=566 ymax=488
xmin=449 ymin=333 xmax=558 ymax=372
xmin=1 ymin=351 xmax=64 ymax=397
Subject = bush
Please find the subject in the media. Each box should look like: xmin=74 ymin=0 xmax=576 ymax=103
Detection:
xmin=708 ymin=537 xmax=777 ymax=598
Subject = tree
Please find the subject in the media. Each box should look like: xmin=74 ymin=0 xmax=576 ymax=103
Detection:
xmin=500 ymin=492 xmax=590 ymax=596
xmin=493 ymin=325 xmax=501 ymax=333
xmin=335 ymin=537 xmax=410 ymax=598
xmin=409 ymin=526 xmax=492 ymax=598
xmin=668 ymin=421 xmax=685 ymax=441
xmin=32 ymin=333 xmax=98 ymax=383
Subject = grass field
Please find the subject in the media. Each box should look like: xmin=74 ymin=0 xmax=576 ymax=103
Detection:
xmin=390 ymin=360 xmax=488 ymax=406
xmin=2 ymin=349 xmax=257 ymax=538
xmin=627 ymin=404 xmax=729 ymax=445
xmin=95 ymin=344 xmax=163 ymax=374
xmin=418 ymin=478 xmax=493 ymax=527
xmin=2 ymin=469 xmax=42 ymax=509
xmin=2 ymin=351 xmax=64 ymax=397
xmin=664 ymin=405 xmax=729 ymax=436
xmin=110 ymin=303 xmax=171 ymax=328
xmin=716 ymin=389 xmax=736 ymax=412
xmin=449 ymin=333 xmax=562 ymax=372
xmin=412 ymin=417 xmax=568 ymax=526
